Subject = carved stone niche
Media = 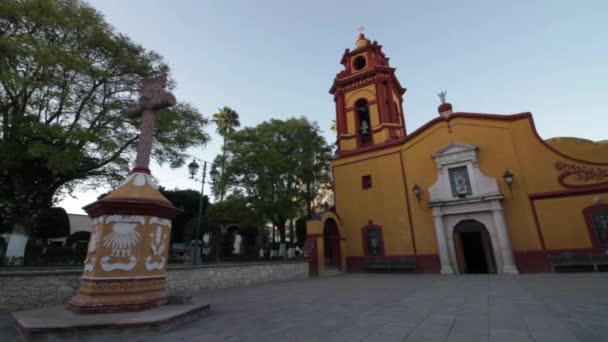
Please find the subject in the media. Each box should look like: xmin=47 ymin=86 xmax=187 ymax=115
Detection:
xmin=428 ymin=142 xmax=501 ymax=203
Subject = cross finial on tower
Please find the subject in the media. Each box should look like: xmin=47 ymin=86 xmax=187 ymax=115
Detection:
xmin=357 ymin=26 xmax=365 ymax=39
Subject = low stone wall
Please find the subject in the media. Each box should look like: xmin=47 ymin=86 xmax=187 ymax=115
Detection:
xmin=0 ymin=260 xmax=308 ymax=311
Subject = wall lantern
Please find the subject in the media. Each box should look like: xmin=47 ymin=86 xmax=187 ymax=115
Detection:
xmin=503 ymin=170 xmax=514 ymax=188
xmin=188 ymin=160 xmax=199 ymax=179
xmin=412 ymin=184 xmax=422 ymax=201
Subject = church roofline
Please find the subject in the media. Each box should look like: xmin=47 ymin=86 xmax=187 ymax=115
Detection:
xmin=339 ymin=40 xmax=387 ymax=65
xmin=431 ymin=142 xmax=478 ymax=158
xmin=329 ymin=66 xmax=406 ymax=95
xmin=333 ymin=111 xmax=608 ymax=166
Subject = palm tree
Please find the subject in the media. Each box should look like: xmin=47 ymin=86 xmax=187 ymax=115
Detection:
xmin=212 ymin=106 xmax=240 ymax=202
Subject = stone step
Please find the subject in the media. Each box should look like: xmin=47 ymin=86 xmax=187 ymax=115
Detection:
xmin=321 ymin=267 xmax=342 ymax=276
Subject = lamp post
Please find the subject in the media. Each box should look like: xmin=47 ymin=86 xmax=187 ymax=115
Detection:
xmin=188 ymin=159 xmax=207 ymax=265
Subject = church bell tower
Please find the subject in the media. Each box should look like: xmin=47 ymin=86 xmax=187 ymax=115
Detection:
xmin=330 ymin=32 xmax=407 ymax=154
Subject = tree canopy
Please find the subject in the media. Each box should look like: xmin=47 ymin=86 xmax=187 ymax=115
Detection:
xmin=0 ymin=0 xmax=209 ymax=232
xmin=220 ymin=117 xmax=332 ymax=243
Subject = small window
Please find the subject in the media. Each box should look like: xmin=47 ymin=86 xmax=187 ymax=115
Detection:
xmin=353 ymin=55 xmax=366 ymax=70
xmin=362 ymin=175 xmax=372 ymax=189
xmin=364 ymin=227 xmax=383 ymax=256
xmin=449 ymin=166 xmax=472 ymax=198
xmin=591 ymin=209 xmax=608 ymax=247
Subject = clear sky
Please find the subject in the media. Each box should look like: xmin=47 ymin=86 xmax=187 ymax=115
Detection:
xmin=60 ymin=0 xmax=608 ymax=214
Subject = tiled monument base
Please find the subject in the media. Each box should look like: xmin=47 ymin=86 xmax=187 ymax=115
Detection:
xmin=12 ymin=297 xmax=209 ymax=341
xmin=68 ymin=277 xmax=168 ymax=314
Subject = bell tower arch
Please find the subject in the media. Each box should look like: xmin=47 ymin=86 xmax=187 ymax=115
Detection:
xmin=330 ymin=32 xmax=407 ymax=154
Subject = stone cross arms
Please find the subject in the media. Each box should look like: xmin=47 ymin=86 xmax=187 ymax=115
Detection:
xmin=128 ymin=74 xmax=176 ymax=171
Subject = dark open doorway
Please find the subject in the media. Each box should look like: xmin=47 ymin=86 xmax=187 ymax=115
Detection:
xmin=323 ymin=218 xmax=341 ymax=269
xmin=454 ymin=220 xmax=496 ymax=274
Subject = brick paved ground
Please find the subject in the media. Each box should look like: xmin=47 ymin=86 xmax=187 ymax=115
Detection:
xmin=2 ymin=273 xmax=608 ymax=341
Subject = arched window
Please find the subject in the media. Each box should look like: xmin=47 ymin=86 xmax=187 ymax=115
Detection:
xmin=584 ymin=204 xmax=608 ymax=248
xmin=355 ymin=99 xmax=371 ymax=145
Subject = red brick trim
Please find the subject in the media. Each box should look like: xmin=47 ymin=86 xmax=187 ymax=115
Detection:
xmin=84 ymin=197 xmax=182 ymax=220
xmin=514 ymin=247 xmax=608 ymax=273
xmin=583 ymin=204 xmax=608 ymax=248
xmin=529 ymin=199 xmax=547 ymax=250
xmin=303 ymin=236 xmax=319 ymax=276
xmin=334 ymin=112 xmax=608 ymax=166
xmin=528 ymin=186 xmax=608 ymax=252
xmin=399 ymin=152 xmax=417 ymax=255
xmin=334 ymin=150 xmax=401 ymax=168
xmin=345 ymin=99 xmax=377 ymax=112
xmin=131 ymin=166 xmax=151 ymax=174
xmin=346 ymin=254 xmax=440 ymax=273
xmin=335 ymin=138 xmax=405 ymax=158
xmin=69 ymin=298 xmax=167 ymax=314
xmin=529 ymin=186 xmax=608 ymax=200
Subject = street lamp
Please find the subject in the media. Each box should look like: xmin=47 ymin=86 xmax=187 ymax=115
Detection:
xmin=187 ymin=159 xmax=207 ymax=265
xmin=209 ymin=165 xmax=219 ymax=183
xmin=188 ymin=160 xmax=199 ymax=179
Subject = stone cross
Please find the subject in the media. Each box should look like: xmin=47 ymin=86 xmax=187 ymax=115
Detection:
xmin=128 ymin=74 xmax=176 ymax=170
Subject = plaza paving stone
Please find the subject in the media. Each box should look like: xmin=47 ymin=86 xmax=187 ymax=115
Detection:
xmin=2 ymin=273 xmax=608 ymax=341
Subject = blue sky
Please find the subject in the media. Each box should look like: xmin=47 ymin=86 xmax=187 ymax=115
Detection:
xmin=61 ymin=0 xmax=607 ymax=213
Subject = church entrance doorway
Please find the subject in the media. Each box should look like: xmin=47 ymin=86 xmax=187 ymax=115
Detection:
xmin=453 ymin=220 xmax=496 ymax=274
xmin=323 ymin=218 xmax=341 ymax=269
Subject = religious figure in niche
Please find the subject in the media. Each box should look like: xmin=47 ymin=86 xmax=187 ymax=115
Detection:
xmin=360 ymin=120 xmax=369 ymax=135
xmin=449 ymin=166 xmax=471 ymax=197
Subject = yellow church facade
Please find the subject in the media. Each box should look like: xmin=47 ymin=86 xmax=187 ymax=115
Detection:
xmin=305 ymin=34 xmax=608 ymax=275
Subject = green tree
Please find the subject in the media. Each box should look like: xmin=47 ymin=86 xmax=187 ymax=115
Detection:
xmin=159 ymin=189 xmax=209 ymax=243
xmin=211 ymin=106 xmax=240 ymax=202
xmin=0 ymin=0 xmax=209 ymax=245
xmin=222 ymin=117 xmax=331 ymax=253
xmin=206 ymin=191 xmax=264 ymax=259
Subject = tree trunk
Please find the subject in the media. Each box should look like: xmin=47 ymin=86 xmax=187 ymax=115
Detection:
xmin=220 ymin=136 xmax=226 ymax=202
xmin=276 ymin=220 xmax=286 ymax=258
xmin=306 ymin=181 xmax=313 ymax=218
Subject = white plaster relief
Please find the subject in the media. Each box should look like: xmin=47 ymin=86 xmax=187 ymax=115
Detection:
xmin=105 ymin=215 xmax=145 ymax=225
xmin=101 ymin=255 xmax=137 ymax=271
xmin=100 ymin=215 xmax=143 ymax=272
xmin=149 ymin=217 xmax=171 ymax=227
xmin=145 ymin=225 xmax=167 ymax=271
xmin=428 ymin=142 xmax=519 ymax=275
xmin=87 ymin=219 xmax=102 ymax=253
xmin=103 ymin=223 xmax=140 ymax=256
xmin=84 ymin=256 xmax=96 ymax=272
xmin=116 ymin=172 xmax=159 ymax=189
xmin=134 ymin=173 xmax=146 ymax=186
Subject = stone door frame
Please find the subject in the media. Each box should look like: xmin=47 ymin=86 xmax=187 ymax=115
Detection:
xmin=427 ymin=142 xmax=518 ymax=275
xmin=431 ymin=198 xmax=518 ymax=274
